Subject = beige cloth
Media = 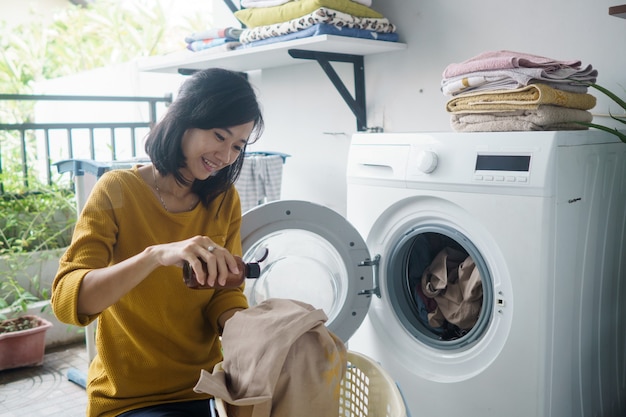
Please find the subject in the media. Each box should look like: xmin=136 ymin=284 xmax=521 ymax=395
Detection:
xmin=194 ymin=298 xmax=347 ymax=417
xmin=422 ymin=247 xmax=483 ymax=330
xmin=445 ymin=83 xmax=597 ymax=113
xmin=450 ymin=104 xmax=593 ymax=132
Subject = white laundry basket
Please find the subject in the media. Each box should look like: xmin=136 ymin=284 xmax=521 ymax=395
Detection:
xmin=339 ymin=351 xmax=408 ymax=417
xmin=211 ymin=351 xmax=408 ymax=417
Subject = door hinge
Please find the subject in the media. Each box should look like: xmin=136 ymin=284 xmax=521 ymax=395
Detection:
xmin=358 ymin=254 xmax=380 ymax=298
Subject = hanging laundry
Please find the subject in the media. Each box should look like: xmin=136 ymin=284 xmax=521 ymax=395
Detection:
xmin=235 ymin=154 xmax=285 ymax=213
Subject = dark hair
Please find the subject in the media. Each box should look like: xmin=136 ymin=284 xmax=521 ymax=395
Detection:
xmin=145 ymin=68 xmax=264 ymax=206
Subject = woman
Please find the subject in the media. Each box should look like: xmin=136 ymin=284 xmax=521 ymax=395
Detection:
xmin=52 ymin=68 xmax=264 ymax=417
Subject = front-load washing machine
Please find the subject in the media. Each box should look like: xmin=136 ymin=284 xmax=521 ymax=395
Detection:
xmin=238 ymin=130 xmax=626 ymax=417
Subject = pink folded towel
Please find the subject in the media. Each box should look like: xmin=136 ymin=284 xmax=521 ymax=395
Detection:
xmin=443 ymin=50 xmax=582 ymax=79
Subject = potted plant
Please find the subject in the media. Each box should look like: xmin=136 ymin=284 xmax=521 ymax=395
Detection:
xmin=0 ymin=255 xmax=53 ymax=370
xmin=0 ymin=315 xmax=53 ymax=370
xmin=579 ymin=83 xmax=626 ymax=143
xmin=0 ymin=187 xmax=78 ymax=369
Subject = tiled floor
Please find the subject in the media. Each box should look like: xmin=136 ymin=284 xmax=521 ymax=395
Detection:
xmin=0 ymin=342 xmax=89 ymax=417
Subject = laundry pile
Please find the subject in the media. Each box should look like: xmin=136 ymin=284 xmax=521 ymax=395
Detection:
xmin=409 ymin=236 xmax=483 ymax=341
xmin=233 ymin=0 xmax=398 ymax=48
xmin=441 ymin=50 xmax=599 ymax=132
xmin=184 ymin=27 xmax=244 ymax=52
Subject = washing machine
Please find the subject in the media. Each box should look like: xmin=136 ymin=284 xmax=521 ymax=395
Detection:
xmin=238 ymin=130 xmax=626 ymax=417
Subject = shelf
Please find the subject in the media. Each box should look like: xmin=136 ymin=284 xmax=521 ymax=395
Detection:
xmin=138 ymin=35 xmax=407 ymax=74
xmin=609 ymin=4 xmax=626 ymax=18
xmin=138 ymin=35 xmax=406 ymax=132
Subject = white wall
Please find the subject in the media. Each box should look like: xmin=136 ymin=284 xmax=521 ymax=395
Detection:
xmin=242 ymin=0 xmax=626 ymax=215
xmin=36 ymin=0 xmax=626 ymax=215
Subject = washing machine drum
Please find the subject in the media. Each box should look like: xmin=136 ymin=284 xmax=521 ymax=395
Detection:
xmin=240 ymin=200 xmax=373 ymax=343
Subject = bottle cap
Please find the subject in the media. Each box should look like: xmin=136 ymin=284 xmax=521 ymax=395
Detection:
xmin=247 ymin=262 xmax=261 ymax=279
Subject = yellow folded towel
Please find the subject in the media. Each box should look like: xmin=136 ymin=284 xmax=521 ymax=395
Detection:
xmin=446 ymin=83 xmax=596 ymax=113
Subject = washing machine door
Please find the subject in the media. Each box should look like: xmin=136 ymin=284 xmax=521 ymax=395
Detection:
xmin=240 ymin=200 xmax=374 ymax=343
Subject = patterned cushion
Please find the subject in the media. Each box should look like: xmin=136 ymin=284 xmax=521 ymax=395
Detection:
xmin=234 ymin=0 xmax=383 ymax=28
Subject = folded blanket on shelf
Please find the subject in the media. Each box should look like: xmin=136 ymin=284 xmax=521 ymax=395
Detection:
xmin=443 ymin=50 xmax=583 ymax=79
xmin=240 ymin=7 xmax=396 ymax=43
xmin=187 ymin=38 xmax=240 ymax=52
xmin=187 ymin=42 xmax=242 ymax=54
xmin=184 ymin=27 xmax=243 ymax=43
xmin=445 ymin=83 xmax=597 ymax=113
xmin=441 ymin=66 xmax=597 ymax=96
xmin=450 ymin=105 xmax=593 ymax=132
xmin=242 ymin=0 xmax=372 ymax=7
xmin=234 ymin=0 xmax=383 ymax=28
xmin=239 ymin=22 xmax=398 ymax=48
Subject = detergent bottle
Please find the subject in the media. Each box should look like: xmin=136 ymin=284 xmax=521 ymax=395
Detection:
xmin=183 ymin=247 xmax=268 ymax=289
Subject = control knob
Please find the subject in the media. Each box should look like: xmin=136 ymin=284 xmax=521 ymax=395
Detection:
xmin=415 ymin=150 xmax=438 ymax=173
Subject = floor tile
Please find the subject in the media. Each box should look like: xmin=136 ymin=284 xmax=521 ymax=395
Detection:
xmin=0 ymin=343 xmax=88 ymax=417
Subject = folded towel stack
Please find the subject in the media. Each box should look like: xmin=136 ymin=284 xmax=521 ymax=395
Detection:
xmin=441 ymin=50 xmax=598 ymax=132
xmin=234 ymin=0 xmax=399 ymax=48
xmin=184 ymin=27 xmax=243 ymax=52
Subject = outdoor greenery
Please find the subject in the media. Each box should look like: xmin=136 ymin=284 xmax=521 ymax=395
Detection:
xmin=0 ymin=188 xmax=75 ymax=320
xmin=0 ymin=188 xmax=75 ymax=255
xmin=0 ymin=0 xmax=206 ymax=95
xmin=1 ymin=0 xmax=208 ymax=193
xmin=0 ymin=0 xmax=211 ymax=327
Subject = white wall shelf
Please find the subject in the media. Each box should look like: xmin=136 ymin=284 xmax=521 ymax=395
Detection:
xmin=138 ymin=35 xmax=406 ymax=74
xmin=138 ymin=35 xmax=406 ymax=131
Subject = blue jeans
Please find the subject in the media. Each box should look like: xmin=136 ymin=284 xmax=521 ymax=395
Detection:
xmin=116 ymin=400 xmax=212 ymax=417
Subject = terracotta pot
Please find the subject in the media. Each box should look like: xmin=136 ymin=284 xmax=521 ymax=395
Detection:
xmin=0 ymin=315 xmax=53 ymax=370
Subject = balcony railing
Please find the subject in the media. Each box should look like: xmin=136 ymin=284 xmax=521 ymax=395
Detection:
xmin=0 ymin=93 xmax=172 ymax=192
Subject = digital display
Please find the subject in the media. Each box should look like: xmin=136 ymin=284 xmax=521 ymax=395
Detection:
xmin=475 ymin=155 xmax=531 ymax=172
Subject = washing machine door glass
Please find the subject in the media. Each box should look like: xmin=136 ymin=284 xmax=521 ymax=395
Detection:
xmin=240 ymin=200 xmax=373 ymax=343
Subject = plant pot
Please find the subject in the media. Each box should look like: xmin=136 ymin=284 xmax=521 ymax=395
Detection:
xmin=0 ymin=315 xmax=53 ymax=370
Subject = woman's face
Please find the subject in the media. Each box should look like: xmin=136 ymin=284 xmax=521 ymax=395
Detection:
xmin=181 ymin=121 xmax=255 ymax=181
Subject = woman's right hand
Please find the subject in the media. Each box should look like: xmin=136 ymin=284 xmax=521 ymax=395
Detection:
xmin=77 ymin=235 xmax=240 ymax=315
xmin=151 ymin=235 xmax=240 ymax=287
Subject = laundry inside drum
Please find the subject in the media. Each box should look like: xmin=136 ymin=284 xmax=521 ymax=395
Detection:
xmin=389 ymin=230 xmax=491 ymax=349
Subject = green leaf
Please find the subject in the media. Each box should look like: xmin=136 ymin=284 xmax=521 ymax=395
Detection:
xmin=589 ymin=83 xmax=626 ymax=112
xmin=577 ymin=122 xmax=626 ymax=144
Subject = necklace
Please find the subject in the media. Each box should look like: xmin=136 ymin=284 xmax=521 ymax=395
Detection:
xmin=153 ymin=166 xmax=198 ymax=212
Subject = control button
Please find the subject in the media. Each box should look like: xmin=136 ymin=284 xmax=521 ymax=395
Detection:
xmin=506 ymin=176 xmax=515 ymax=182
xmin=416 ymin=150 xmax=438 ymax=173
xmin=484 ymin=175 xmax=494 ymax=181
xmin=517 ymin=176 xmax=528 ymax=182
xmin=495 ymin=176 xmax=505 ymax=181
xmin=474 ymin=175 xmax=483 ymax=181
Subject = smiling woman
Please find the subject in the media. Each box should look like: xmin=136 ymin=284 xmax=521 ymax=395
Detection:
xmin=50 ymin=67 xmax=265 ymax=417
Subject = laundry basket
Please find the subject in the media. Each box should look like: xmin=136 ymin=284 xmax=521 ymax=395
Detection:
xmin=211 ymin=351 xmax=408 ymax=417
xmin=339 ymin=351 xmax=408 ymax=417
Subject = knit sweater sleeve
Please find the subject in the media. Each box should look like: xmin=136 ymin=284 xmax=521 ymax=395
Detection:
xmin=51 ymin=170 xmax=121 ymax=327
xmin=51 ymin=167 xmax=249 ymax=328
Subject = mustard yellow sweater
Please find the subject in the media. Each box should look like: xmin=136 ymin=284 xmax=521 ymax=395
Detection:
xmin=51 ymin=166 xmax=249 ymax=417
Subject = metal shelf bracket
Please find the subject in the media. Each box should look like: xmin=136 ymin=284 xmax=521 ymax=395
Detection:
xmin=288 ymin=49 xmax=367 ymax=132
